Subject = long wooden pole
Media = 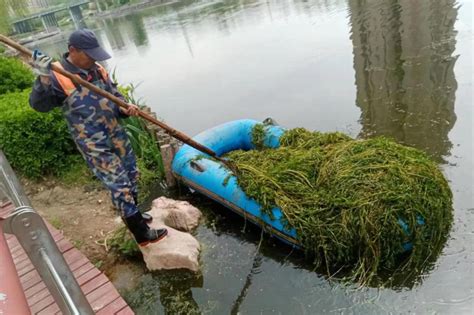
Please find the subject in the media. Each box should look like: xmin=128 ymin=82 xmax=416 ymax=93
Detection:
xmin=0 ymin=34 xmax=220 ymax=160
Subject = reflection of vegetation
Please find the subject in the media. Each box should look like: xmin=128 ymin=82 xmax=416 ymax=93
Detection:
xmin=102 ymin=19 xmax=126 ymax=49
xmin=124 ymin=271 xmax=203 ymax=315
xmin=128 ymin=14 xmax=148 ymax=46
xmin=102 ymin=14 xmax=148 ymax=49
xmin=198 ymin=192 xmax=444 ymax=290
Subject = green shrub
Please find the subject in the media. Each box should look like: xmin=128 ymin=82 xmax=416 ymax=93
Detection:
xmin=0 ymin=57 xmax=34 ymax=95
xmin=0 ymin=90 xmax=77 ymax=178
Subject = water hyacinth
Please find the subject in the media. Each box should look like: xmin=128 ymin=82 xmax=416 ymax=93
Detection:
xmin=226 ymin=126 xmax=453 ymax=284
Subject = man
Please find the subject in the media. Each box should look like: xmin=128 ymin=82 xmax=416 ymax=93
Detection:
xmin=29 ymin=29 xmax=167 ymax=246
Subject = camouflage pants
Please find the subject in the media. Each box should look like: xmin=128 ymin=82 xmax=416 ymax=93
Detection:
xmin=73 ymin=124 xmax=139 ymax=218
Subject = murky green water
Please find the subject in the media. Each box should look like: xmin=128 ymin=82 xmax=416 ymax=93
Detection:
xmin=34 ymin=0 xmax=473 ymax=313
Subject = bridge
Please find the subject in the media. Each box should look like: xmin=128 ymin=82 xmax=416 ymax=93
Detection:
xmin=12 ymin=1 xmax=90 ymax=34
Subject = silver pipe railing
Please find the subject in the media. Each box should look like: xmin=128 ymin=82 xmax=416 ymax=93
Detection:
xmin=0 ymin=150 xmax=94 ymax=315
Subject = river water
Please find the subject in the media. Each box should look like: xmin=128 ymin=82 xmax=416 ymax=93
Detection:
xmin=34 ymin=0 xmax=473 ymax=313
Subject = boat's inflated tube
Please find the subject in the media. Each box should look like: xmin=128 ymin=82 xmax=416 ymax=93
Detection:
xmin=172 ymin=119 xmax=299 ymax=246
xmin=172 ymin=119 xmax=418 ymax=251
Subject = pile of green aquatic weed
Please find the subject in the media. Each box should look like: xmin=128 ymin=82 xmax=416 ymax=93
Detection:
xmin=226 ymin=125 xmax=453 ymax=284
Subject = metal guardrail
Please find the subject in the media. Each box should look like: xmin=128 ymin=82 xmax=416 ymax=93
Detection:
xmin=0 ymin=150 xmax=94 ymax=315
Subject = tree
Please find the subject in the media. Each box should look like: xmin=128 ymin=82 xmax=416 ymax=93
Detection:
xmin=0 ymin=0 xmax=30 ymax=34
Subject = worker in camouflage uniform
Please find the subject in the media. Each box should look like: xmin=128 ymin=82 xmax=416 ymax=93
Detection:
xmin=29 ymin=29 xmax=167 ymax=246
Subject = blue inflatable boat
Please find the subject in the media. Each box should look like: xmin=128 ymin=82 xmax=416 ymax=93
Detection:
xmin=172 ymin=119 xmax=419 ymax=251
xmin=172 ymin=119 xmax=300 ymax=247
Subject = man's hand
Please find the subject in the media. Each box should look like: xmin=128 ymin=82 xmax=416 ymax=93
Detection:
xmin=120 ymin=103 xmax=140 ymax=116
xmin=31 ymin=49 xmax=52 ymax=77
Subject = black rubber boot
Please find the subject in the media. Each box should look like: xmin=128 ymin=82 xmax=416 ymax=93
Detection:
xmin=141 ymin=212 xmax=153 ymax=223
xmin=124 ymin=212 xmax=167 ymax=246
xmin=133 ymin=193 xmax=152 ymax=223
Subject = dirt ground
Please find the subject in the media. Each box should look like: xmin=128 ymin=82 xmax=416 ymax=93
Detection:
xmin=21 ymin=178 xmax=142 ymax=284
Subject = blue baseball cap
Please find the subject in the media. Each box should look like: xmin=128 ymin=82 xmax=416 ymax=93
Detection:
xmin=68 ymin=29 xmax=111 ymax=61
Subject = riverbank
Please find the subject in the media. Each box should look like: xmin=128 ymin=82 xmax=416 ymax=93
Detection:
xmin=23 ymin=177 xmax=114 ymax=264
xmin=21 ymin=174 xmax=147 ymax=292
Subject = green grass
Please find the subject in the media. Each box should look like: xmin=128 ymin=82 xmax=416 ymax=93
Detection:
xmin=108 ymin=225 xmax=140 ymax=257
xmin=72 ymin=239 xmax=84 ymax=249
xmin=93 ymin=259 xmax=104 ymax=269
xmin=49 ymin=216 xmax=64 ymax=230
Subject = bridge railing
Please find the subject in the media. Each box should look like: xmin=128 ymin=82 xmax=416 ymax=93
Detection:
xmin=0 ymin=150 xmax=94 ymax=315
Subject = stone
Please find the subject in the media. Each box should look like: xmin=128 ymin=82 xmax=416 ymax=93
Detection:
xmin=150 ymin=197 xmax=202 ymax=232
xmin=140 ymin=223 xmax=201 ymax=272
xmin=140 ymin=197 xmax=202 ymax=272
